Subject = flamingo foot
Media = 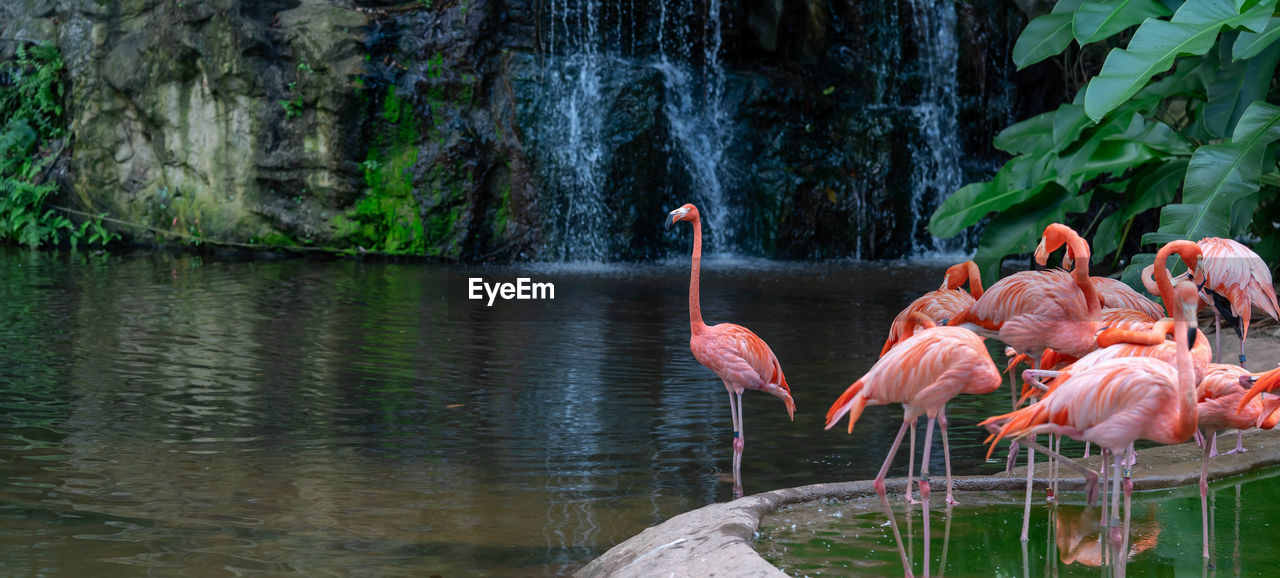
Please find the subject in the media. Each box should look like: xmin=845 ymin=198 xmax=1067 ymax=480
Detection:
xmin=873 ymin=477 xmax=888 ymax=496
xmin=946 ymin=493 xmax=958 ymax=506
xmin=1045 ymin=488 xmax=1056 ymax=504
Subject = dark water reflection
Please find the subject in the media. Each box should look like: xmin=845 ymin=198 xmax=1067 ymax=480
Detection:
xmin=0 ymin=248 xmax=1019 ymax=576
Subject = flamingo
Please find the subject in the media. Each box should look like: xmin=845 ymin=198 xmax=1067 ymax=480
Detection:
xmin=666 ymin=204 xmax=795 ymax=498
xmin=881 ymin=260 xmax=983 ymax=356
xmin=826 ymin=311 xmax=1000 ymax=578
xmin=826 ymin=312 xmax=1001 ymax=504
xmin=982 ymin=280 xmax=1202 ymax=557
xmin=1194 ymin=237 xmax=1279 ymax=369
xmin=949 ymin=223 xmax=1101 ymax=361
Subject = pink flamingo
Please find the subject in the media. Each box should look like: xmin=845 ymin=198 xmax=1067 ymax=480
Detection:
xmin=1195 ymin=237 xmax=1279 ymax=369
xmin=666 ymin=204 xmax=795 ymax=498
xmin=826 ymin=312 xmax=1000 ymax=578
xmin=881 ymin=260 xmax=983 ymax=356
xmin=983 ymin=280 xmax=1202 ymax=557
xmin=949 ymin=223 xmax=1101 ymax=361
xmin=826 ymin=312 xmax=1001 ymax=504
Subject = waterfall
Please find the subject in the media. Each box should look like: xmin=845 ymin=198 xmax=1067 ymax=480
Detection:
xmin=906 ymin=0 xmax=964 ymax=256
xmin=535 ymin=0 xmax=610 ymax=261
xmin=653 ymin=0 xmax=733 ymax=256
xmin=520 ymin=0 xmax=982 ymax=261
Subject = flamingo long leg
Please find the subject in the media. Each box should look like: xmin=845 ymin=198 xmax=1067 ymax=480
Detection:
xmin=1108 ymin=452 xmax=1123 ymax=557
xmin=940 ymin=408 xmax=956 ymax=505
xmin=920 ymin=416 xmax=935 ymax=578
xmin=726 ymin=389 xmax=743 ymax=498
xmin=1200 ymin=431 xmax=1212 ymax=558
xmin=734 ymin=391 xmax=745 ymax=497
xmin=907 ymin=419 xmax=918 ymax=504
xmin=875 ymin=421 xmax=912 ymax=495
xmin=1021 ymin=436 xmax=1034 ymax=542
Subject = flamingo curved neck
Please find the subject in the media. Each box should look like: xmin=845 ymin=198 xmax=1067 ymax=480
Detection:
xmin=1171 ymin=299 xmax=1198 ymax=442
xmin=689 ymin=216 xmax=706 ymax=334
xmin=1067 ymin=238 xmax=1100 ymax=316
xmin=1154 ymin=246 xmax=1178 ymax=318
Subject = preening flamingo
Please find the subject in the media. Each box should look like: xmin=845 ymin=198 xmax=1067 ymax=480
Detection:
xmin=983 ymin=281 xmax=1202 ymax=556
xmin=1194 ymin=237 xmax=1280 ymax=368
xmin=666 ymin=203 xmax=795 ymax=498
xmin=949 ymin=223 xmax=1101 ymax=361
xmin=881 ymin=260 xmax=983 ymax=356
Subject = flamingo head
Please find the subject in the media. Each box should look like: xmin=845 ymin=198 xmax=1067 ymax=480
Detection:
xmin=665 ymin=204 xmax=698 ymax=229
xmin=1035 ymin=223 xmax=1084 ymax=267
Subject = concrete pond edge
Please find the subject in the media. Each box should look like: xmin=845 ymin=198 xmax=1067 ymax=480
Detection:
xmin=575 ymin=429 xmax=1280 ymax=577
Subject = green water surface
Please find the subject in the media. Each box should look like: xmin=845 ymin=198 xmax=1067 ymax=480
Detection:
xmin=758 ymin=469 xmax=1280 ymax=576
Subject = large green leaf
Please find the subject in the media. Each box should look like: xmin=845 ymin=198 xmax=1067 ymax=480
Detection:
xmin=1083 ymin=0 xmax=1275 ymax=122
xmin=1143 ymin=101 xmax=1280 ymax=244
xmin=1074 ymin=0 xmax=1173 ymax=45
xmin=995 ymin=110 xmax=1058 ymax=155
xmin=1233 ymin=16 xmax=1280 ymax=59
xmin=1203 ymin=39 xmax=1280 ymax=137
xmin=1014 ymin=0 xmax=1088 ymax=69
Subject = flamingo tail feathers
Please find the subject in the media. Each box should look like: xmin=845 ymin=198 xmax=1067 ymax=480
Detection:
xmin=824 ymin=380 xmax=868 ymax=434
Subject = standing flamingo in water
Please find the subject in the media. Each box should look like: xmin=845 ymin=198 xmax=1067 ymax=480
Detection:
xmin=826 ymin=312 xmax=1000 ymax=577
xmin=666 ymin=204 xmax=795 ymax=498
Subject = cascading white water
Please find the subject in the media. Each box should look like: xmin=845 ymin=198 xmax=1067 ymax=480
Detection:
xmin=907 ymin=0 xmax=965 ymax=256
xmin=537 ymin=0 xmax=610 ymax=261
xmin=653 ymin=0 xmax=734 ymax=255
xmin=528 ymin=0 xmax=972 ymax=260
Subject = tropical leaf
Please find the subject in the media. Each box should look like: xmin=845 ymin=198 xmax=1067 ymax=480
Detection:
xmin=1233 ymin=16 xmax=1280 ymax=59
xmin=1083 ymin=0 xmax=1275 ymax=122
xmin=1014 ymin=0 xmax=1088 ymax=69
xmin=1203 ymin=39 xmax=1280 ymax=137
xmin=994 ymin=110 xmax=1058 ymax=155
xmin=1073 ymin=0 xmax=1172 ymax=45
xmin=1143 ymin=101 xmax=1280 ymax=245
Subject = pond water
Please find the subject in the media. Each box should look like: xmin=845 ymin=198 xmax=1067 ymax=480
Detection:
xmin=758 ymin=469 xmax=1280 ymax=577
xmin=0 ymin=247 xmax=1035 ymax=576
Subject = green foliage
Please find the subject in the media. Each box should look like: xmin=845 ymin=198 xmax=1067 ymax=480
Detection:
xmin=930 ymin=0 xmax=1280 ymax=281
xmin=334 ymin=87 xmax=426 ymax=255
xmin=0 ymin=43 xmax=117 ymax=249
xmin=280 ymin=82 xmax=304 ymax=118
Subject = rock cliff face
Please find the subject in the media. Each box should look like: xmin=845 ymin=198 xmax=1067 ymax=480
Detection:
xmin=0 ymin=0 xmax=1039 ymax=261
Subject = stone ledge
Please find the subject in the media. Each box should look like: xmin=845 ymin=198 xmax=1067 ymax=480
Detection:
xmin=576 ymin=429 xmax=1280 ymax=577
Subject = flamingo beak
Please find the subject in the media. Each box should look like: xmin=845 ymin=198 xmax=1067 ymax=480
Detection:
xmin=666 ymin=208 xmax=689 ymax=229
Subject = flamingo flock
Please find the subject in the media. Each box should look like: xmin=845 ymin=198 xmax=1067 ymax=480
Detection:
xmin=665 ymin=203 xmax=1280 ymax=572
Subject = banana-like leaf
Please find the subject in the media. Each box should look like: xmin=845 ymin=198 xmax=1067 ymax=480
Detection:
xmin=995 ymin=110 xmax=1058 ymax=155
xmin=1120 ymin=252 xmax=1158 ymax=298
xmin=1014 ymin=0 xmax=1087 ymax=69
xmin=1083 ymin=0 xmax=1275 ymax=122
xmin=1204 ymin=40 xmax=1280 ymax=137
xmin=1074 ymin=0 xmax=1172 ymax=45
xmin=1238 ymin=0 xmax=1266 ymax=11
xmin=1233 ymin=16 xmax=1280 ymax=59
xmin=1143 ymin=101 xmax=1280 ymax=244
